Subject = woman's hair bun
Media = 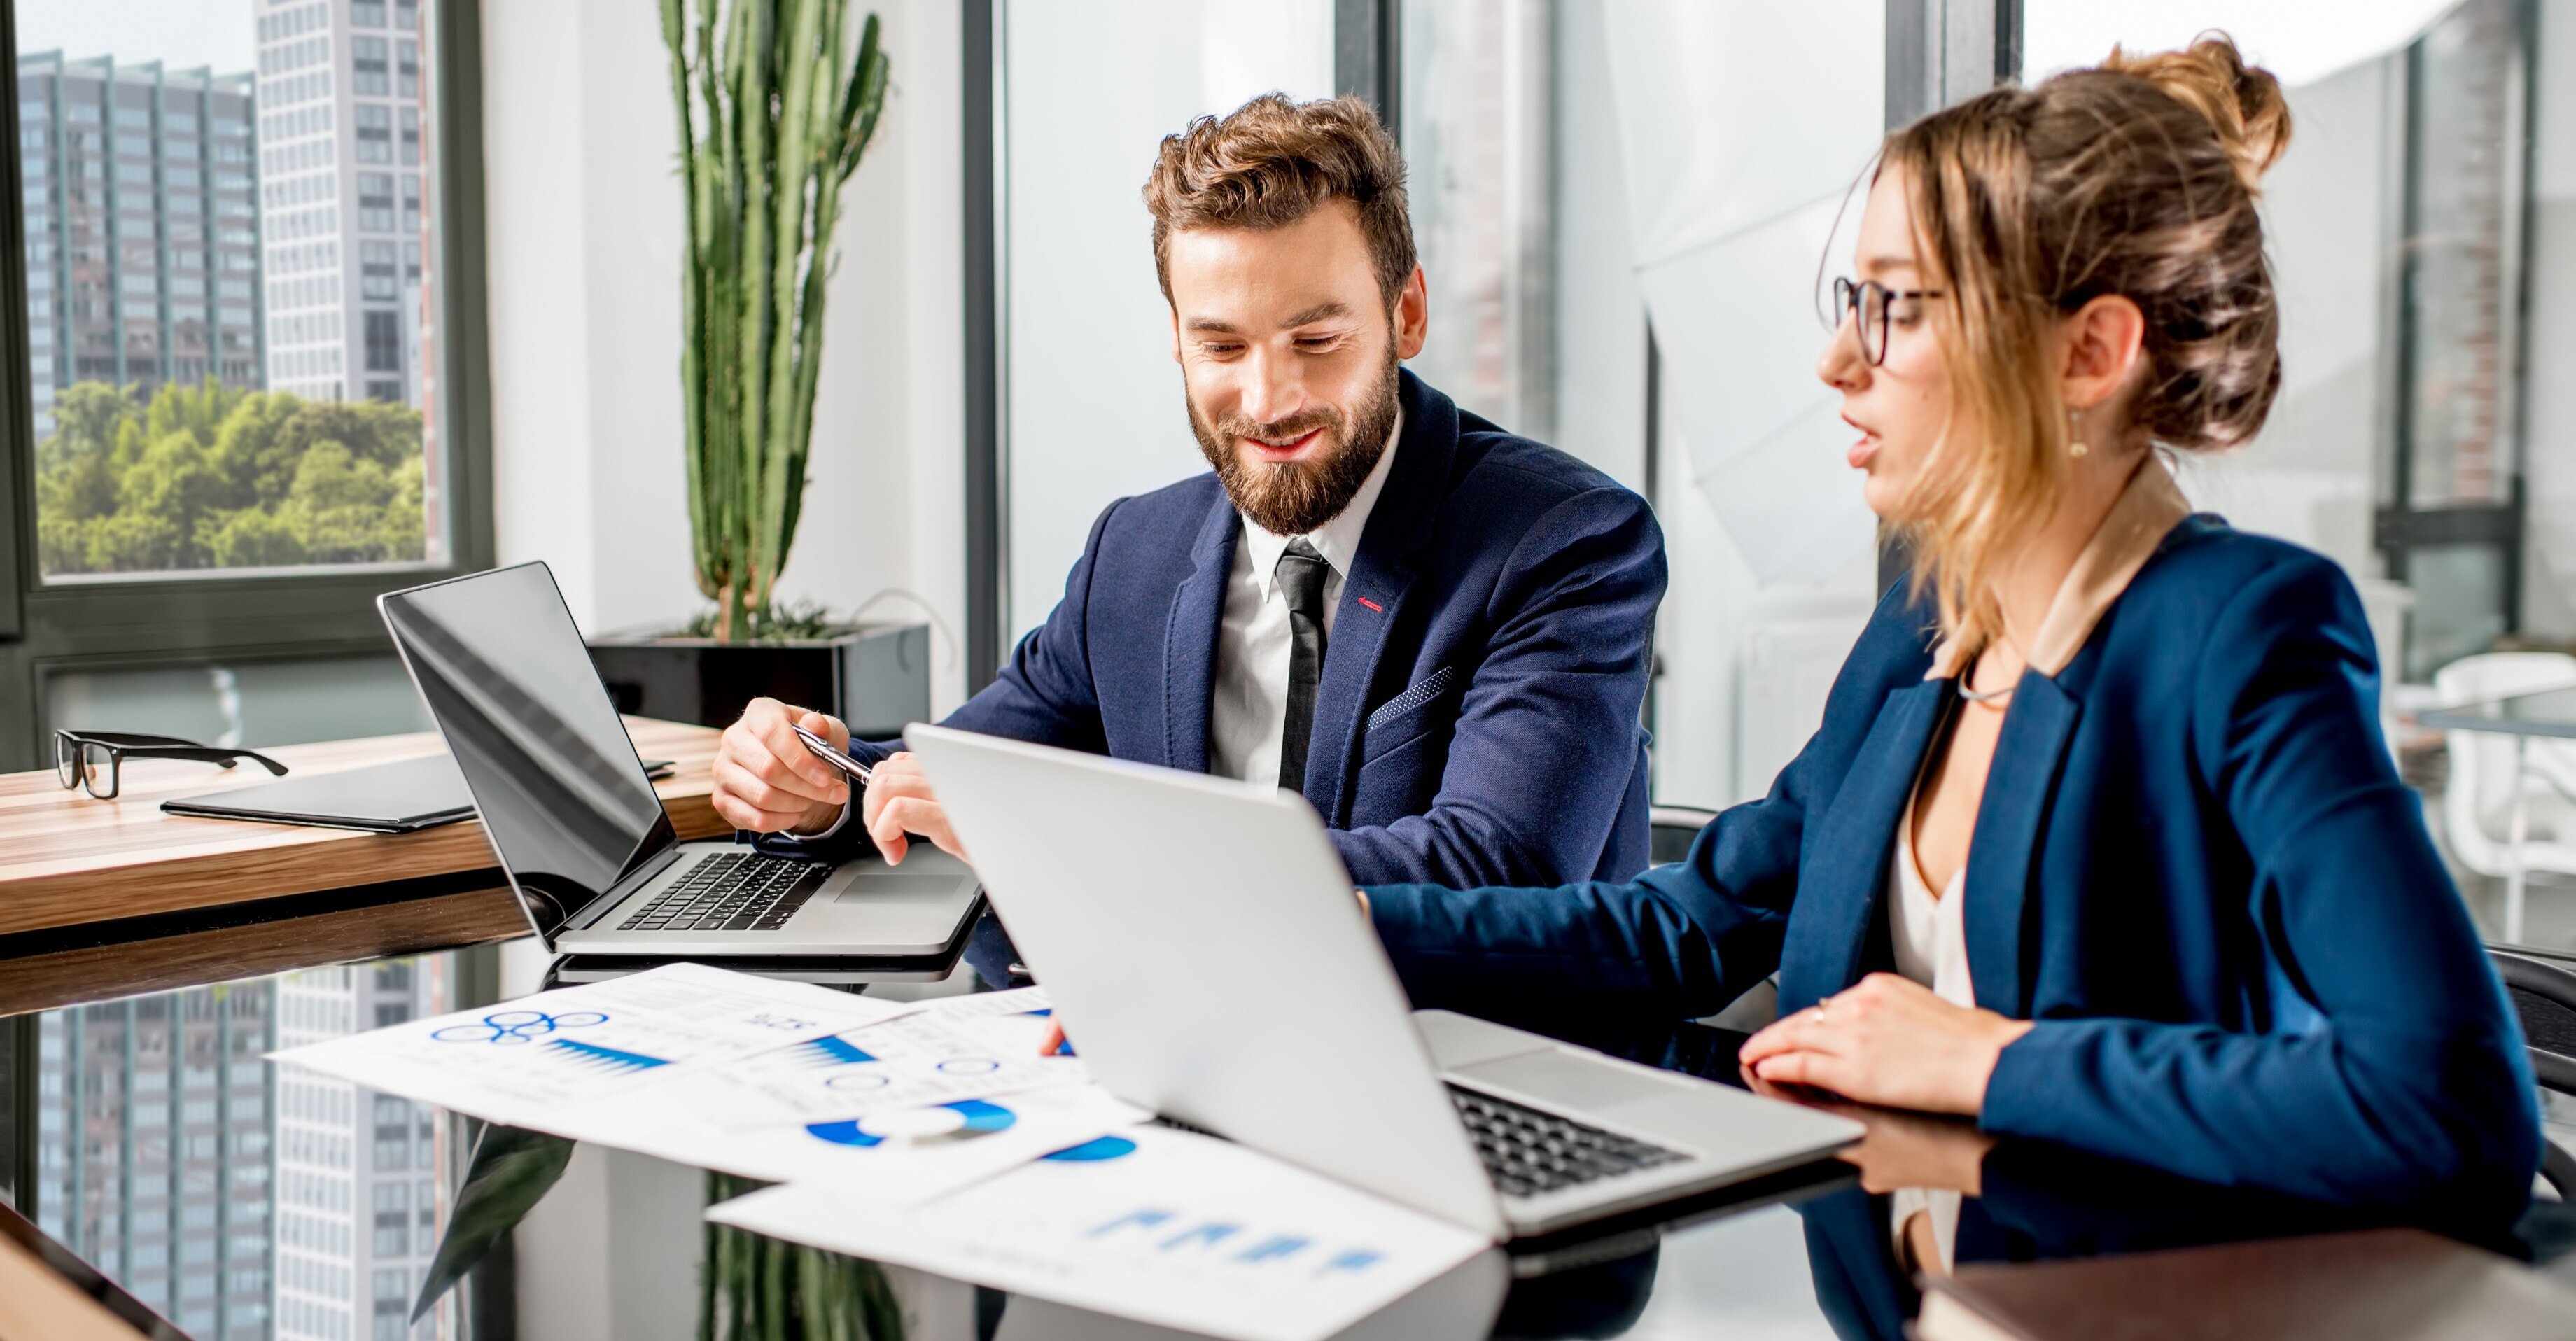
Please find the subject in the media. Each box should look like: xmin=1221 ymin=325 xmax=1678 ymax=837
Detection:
xmin=2100 ymin=32 xmax=2290 ymax=192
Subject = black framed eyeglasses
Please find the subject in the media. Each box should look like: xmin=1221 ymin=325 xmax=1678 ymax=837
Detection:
xmin=1831 ymin=277 xmax=1946 ymax=366
xmin=53 ymin=731 xmax=289 ymax=800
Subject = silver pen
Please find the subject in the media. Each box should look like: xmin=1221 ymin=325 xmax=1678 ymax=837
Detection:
xmin=791 ymin=722 xmax=876 ymax=782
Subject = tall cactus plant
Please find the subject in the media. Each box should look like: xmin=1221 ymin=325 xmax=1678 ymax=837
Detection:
xmin=660 ymin=0 xmax=890 ymax=642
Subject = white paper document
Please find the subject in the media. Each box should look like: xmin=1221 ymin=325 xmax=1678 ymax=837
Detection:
xmin=708 ymin=1125 xmax=1490 ymax=1341
xmin=268 ymin=962 xmax=913 ymax=1130
xmin=686 ymin=985 xmax=1079 ymax=1130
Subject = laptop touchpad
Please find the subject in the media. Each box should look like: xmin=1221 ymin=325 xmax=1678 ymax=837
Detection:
xmin=835 ymin=873 xmax=966 ymax=900
xmin=1450 ymin=1049 xmax=1690 ymax=1112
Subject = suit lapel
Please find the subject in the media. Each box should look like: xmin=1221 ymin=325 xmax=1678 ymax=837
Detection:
xmin=1777 ymin=680 xmax=1949 ymax=1011
xmin=1302 ymin=372 xmax=1455 ymax=820
xmin=1161 ymin=495 xmax=1239 ymax=773
xmin=1962 ymin=673 xmax=2080 ymax=1016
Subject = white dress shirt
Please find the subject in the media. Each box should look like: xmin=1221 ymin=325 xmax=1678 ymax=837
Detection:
xmin=1208 ymin=407 xmax=1403 ymax=785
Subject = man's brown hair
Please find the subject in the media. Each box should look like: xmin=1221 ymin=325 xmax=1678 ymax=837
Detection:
xmin=1144 ymin=93 xmax=1415 ymax=307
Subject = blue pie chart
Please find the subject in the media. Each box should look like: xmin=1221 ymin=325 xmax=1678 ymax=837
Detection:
xmin=806 ymin=1099 xmax=1018 ymax=1148
xmin=1043 ymin=1135 xmax=1138 ymax=1162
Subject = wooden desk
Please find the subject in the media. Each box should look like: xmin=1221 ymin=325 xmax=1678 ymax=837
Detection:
xmin=0 ymin=717 xmax=724 ymax=944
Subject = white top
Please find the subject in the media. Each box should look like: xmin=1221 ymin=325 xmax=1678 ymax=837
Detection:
xmin=1888 ymin=797 xmax=1973 ymax=1274
xmin=1206 ymin=407 xmax=1403 ymax=785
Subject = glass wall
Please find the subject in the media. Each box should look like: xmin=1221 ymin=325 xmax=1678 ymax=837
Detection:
xmin=2024 ymin=0 xmax=2560 ymax=682
xmin=31 ymin=953 xmax=463 ymax=1341
xmin=997 ymin=0 xmax=1334 ymax=642
xmin=1401 ymin=0 xmax=1555 ymax=443
xmin=18 ymin=0 xmax=448 ymax=581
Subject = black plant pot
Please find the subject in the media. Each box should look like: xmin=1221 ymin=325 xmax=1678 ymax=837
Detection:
xmin=586 ymin=622 xmax=931 ymax=736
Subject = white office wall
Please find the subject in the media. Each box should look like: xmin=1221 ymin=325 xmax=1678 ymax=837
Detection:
xmin=482 ymin=0 xmax=974 ymax=715
xmin=999 ymin=0 xmax=1334 ymax=641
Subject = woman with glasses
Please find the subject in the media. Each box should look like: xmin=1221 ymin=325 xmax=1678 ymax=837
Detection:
xmin=1360 ymin=36 xmax=2539 ymax=1246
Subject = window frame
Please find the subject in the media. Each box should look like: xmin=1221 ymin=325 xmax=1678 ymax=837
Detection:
xmin=0 ymin=0 xmax=495 ymax=771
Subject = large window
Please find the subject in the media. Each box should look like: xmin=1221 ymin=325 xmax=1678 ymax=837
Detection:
xmin=0 ymin=0 xmax=491 ymax=771
xmin=19 ymin=0 xmax=445 ymax=580
xmin=995 ymin=1 xmax=1334 ymax=642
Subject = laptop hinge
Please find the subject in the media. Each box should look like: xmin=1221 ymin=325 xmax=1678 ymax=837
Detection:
xmin=570 ymin=846 xmax=685 ymax=930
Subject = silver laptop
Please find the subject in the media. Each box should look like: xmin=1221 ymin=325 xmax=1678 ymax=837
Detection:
xmin=377 ymin=563 xmax=982 ymax=958
xmin=904 ymin=724 xmax=1861 ymax=1241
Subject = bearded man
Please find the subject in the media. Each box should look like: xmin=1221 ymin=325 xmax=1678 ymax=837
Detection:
xmin=713 ymin=93 xmax=1665 ymax=896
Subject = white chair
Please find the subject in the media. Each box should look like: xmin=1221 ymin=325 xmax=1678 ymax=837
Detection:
xmin=2435 ymin=652 xmax=2576 ymax=942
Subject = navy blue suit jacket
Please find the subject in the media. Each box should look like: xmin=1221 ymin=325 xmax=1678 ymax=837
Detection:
xmin=1367 ymin=517 xmax=2540 ymax=1224
xmin=820 ymin=371 xmax=1665 ymax=887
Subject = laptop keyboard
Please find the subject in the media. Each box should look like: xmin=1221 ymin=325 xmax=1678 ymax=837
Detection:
xmin=621 ymin=852 xmax=830 ymax=933
xmin=1450 ymin=1085 xmax=1688 ymax=1198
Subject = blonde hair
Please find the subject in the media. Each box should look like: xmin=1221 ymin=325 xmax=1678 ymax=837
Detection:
xmin=1881 ymin=33 xmax=2291 ymax=652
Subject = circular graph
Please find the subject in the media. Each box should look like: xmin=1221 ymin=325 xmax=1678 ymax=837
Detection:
xmin=805 ymin=1099 xmax=1018 ymax=1149
xmin=430 ymin=1010 xmax=609 ymax=1046
xmin=1042 ymin=1135 xmax=1138 ymax=1162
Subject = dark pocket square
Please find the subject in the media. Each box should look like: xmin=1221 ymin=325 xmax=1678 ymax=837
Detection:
xmin=1366 ymin=664 xmax=1458 ymax=731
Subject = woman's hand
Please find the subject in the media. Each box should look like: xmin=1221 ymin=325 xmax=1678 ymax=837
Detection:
xmin=1745 ymin=1074 xmax=1994 ymax=1195
xmin=1737 ymin=972 xmax=2033 ymax=1116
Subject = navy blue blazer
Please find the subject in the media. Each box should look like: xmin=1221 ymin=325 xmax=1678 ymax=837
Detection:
xmin=1367 ymin=517 xmax=2540 ymax=1223
xmin=813 ymin=370 xmax=1665 ymax=887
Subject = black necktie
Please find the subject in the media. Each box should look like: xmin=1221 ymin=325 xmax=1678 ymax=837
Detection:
xmin=1275 ymin=538 xmax=1331 ymax=796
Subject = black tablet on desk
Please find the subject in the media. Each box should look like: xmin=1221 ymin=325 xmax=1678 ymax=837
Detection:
xmin=160 ymin=754 xmax=673 ymax=834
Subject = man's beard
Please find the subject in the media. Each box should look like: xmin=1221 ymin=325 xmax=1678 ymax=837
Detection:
xmin=1189 ymin=353 xmax=1401 ymax=538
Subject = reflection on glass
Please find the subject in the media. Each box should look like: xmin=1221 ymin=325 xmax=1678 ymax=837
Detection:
xmin=16 ymin=0 xmax=445 ymax=579
xmin=1402 ymin=0 xmax=1554 ymax=440
xmin=31 ymin=955 xmax=459 ymax=1341
xmin=2398 ymin=0 xmax=2519 ymax=511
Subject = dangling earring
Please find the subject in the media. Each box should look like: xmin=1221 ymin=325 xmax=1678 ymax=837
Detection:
xmin=2067 ymin=406 xmax=2091 ymax=459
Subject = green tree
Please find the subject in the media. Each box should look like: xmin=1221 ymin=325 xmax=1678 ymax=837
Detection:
xmin=34 ymin=380 xmax=431 ymax=575
xmin=204 ymin=506 xmax=309 ymax=568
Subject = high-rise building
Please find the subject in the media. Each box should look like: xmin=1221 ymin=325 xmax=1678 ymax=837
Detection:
xmin=15 ymin=52 xmax=265 ymax=437
xmin=34 ymin=984 xmax=279 ymax=1341
xmin=254 ymin=0 xmax=428 ymax=408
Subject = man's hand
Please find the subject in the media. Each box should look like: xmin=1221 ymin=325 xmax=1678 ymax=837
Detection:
xmin=861 ymin=752 xmax=969 ymax=866
xmin=1737 ymin=972 xmax=2033 ymax=1116
xmin=711 ymin=698 xmax=852 ymax=835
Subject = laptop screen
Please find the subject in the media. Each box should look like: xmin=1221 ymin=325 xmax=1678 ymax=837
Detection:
xmin=379 ymin=563 xmax=675 ymax=935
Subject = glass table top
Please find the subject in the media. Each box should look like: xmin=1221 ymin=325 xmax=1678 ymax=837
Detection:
xmin=2 ymin=912 xmax=2570 ymax=1341
xmin=2419 ymin=685 xmax=2576 ymax=737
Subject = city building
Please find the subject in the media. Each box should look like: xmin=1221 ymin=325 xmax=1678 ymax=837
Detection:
xmin=253 ymin=0 xmax=428 ymax=409
xmin=15 ymin=52 xmax=264 ymax=438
